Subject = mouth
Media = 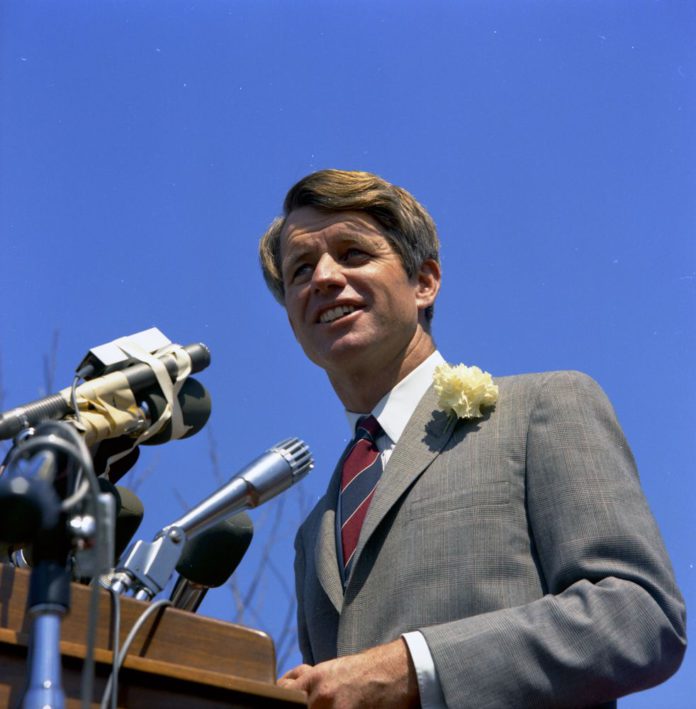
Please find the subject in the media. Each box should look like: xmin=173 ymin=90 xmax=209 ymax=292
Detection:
xmin=318 ymin=304 xmax=360 ymax=324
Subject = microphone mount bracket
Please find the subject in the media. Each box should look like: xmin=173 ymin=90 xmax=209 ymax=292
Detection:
xmin=108 ymin=526 xmax=186 ymax=600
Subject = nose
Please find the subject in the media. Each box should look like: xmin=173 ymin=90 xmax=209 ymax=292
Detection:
xmin=312 ymin=253 xmax=346 ymax=292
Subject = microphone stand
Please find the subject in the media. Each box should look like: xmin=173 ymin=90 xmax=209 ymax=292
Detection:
xmin=0 ymin=422 xmax=99 ymax=709
xmin=24 ymin=536 xmax=72 ymax=709
xmin=9 ymin=451 xmax=73 ymax=709
xmin=169 ymin=575 xmax=207 ymax=612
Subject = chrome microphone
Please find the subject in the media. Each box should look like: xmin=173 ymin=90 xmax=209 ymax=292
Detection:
xmin=165 ymin=438 xmax=311 ymax=539
xmin=107 ymin=438 xmax=312 ymax=599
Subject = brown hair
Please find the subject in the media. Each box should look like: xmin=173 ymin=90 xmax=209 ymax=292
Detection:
xmin=259 ymin=169 xmax=440 ymax=321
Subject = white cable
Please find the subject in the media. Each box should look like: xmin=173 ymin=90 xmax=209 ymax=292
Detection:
xmin=106 ymin=589 xmax=121 ymax=709
xmin=61 ymin=478 xmax=90 ymax=511
xmin=53 ymin=423 xmax=103 ymax=709
xmin=99 ymin=599 xmax=173 ymax=709
xmin=71 ymin=374 xmax=83 ymax=424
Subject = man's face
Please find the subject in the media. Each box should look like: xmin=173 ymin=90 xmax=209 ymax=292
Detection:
xmin=279 ymin=206 xmax=438 ymax=378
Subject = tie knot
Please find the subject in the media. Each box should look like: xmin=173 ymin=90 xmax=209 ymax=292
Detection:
xmin=356 ymin=415 xmax=381 ymax=442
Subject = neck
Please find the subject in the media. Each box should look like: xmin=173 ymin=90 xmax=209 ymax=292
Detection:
xmin=328 ymin=334 xmax=436 ymax=413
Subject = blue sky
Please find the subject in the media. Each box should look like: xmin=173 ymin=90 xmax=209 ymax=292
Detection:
xmin=1 ymin=0 xmax=694 ymax=705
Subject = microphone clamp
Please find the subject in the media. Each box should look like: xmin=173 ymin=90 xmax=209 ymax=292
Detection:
xmin=106 ymin=526 xmax=186 ymax=600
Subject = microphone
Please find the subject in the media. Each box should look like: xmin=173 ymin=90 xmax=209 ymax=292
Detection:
xmin=164 ymin=437 xmax=312 ymax=539
xmin=111 ymin=485 xmax=145 ymax=561
xmin=0 ymin=421 xmax=74 ymax=545
xmin=0 ymin=342 xmax=211 ymax=442
xmin=109 ymin=437 xmax=312 ymax=599
xmin=88 ymin=377 xmax=211 ymax=484
xmin=5 ymin=482 xmax=144 ymax=575
xmin=169 ymin=512 xmax=253 ymax=612
xmin=139 ymin=376 xmax=211 ymax=446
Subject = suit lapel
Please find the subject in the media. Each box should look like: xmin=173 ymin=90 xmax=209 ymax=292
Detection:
xmin=313 ymin=457 xmax=344 ymax=612
xmin=313 ymin=386 xmax=460 ymax=606
xmin=349 ymin=386 xmax=455 ymax=581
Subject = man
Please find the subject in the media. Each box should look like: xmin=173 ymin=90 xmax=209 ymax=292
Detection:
xmin=260 ymin=169 xmax=686 ymax=708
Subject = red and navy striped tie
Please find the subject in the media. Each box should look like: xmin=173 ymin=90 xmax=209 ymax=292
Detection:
xmin=340 ymin=415 xmax=384 ymax=580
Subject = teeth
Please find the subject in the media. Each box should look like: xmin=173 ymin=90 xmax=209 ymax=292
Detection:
xmin=320 ymin=305 xmax=356 ymax=324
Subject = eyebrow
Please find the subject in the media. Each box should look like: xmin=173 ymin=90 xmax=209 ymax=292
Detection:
xmin=280 ymin=222 xmax=386 ymax=278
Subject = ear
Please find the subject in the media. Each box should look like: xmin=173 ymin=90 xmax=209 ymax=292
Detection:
xmin=414 ymin=258 xmax=441 ymax=312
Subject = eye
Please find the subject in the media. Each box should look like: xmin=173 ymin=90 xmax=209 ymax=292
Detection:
xmin=342 ymin=247 xmax=370 ymax=263
xmin=289 ymin=262 xmax=313 ymax=284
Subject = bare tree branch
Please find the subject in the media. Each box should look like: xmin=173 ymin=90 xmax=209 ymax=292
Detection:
xmin=121 ymin=453 xmax=159 ymax=494
xmin=206 ymin=425 xmax=224 ymax=486
xmin=296 ymin=481 xmax=311 ymax=520
xmin=0 ymin=350 xmax=6 ymax=411
xmin=276 ymin=596 xmax=298 ymax=669
xmin=42 ymin=329 xmax=60 ymax=395
xmin=228 ymin=576 xmax=246 ymax=623
xmin=0 ymin=353 xmax=7 ymax=457
xmin=241 ymin=496 xmax=287 ymax=610
xmin=265 ymin=556 xmax=294 ymax=601
xmin=171 ymin=485 xmax=189 ymax=513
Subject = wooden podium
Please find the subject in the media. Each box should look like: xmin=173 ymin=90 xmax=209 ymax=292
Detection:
xmin=0 ymin=564 xmax=306 ymax=708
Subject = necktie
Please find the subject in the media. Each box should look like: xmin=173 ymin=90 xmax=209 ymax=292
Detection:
xmin=340 ymin=415 xmax=384 ymax=580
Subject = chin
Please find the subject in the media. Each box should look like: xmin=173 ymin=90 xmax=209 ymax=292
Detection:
xmin=308 ymin=339 xmax=372 ymax=370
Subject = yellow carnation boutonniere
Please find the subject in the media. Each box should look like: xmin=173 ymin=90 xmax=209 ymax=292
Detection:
xmin=433 ymin=363 xmax=499 ymax=420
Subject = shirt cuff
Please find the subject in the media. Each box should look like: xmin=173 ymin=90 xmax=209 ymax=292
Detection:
xmin=401 ymin=631 xmax=447 ymax=708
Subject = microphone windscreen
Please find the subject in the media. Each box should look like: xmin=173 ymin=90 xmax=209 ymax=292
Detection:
xmin=0 ymin=475 xmax=60 ymax=545
xmin=141 ymin=377 xmax=212 ymax=446
xmin=0 ymin=484 xmax=119 ymax=568
xmin=113 ymin=485 xmax=144 ymax=560
xmin=93 ymin=438 xmax=140 ymax=482
xmin=175 ymin=512 xmax=253 ymax=588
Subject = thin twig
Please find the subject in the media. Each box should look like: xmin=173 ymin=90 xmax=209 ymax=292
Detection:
xmin=171 ymin=486 xmax=189 ymax=513
xmin=0 ymin=353 xmax=7 ymax=457
xmin=42 ymin=329 xmax=60 ymax=394
xmin=241 ymin=497 xmax=287 ymax=610
xmin=206 ymin=426 xmax=224 ymax=486
xmin=0 ymin=350 xmax=6 ymax=411
xmin=276 ymin=597 xmax=298 ymax=670
xmin=122 ymin=454 xmax=159 ymax=494
xmin=228 ymin=576 xmax=246 ymax=623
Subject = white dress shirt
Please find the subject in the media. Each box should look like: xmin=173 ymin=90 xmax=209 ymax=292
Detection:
xmin=345 ymin=350 xmax=447 ymax=709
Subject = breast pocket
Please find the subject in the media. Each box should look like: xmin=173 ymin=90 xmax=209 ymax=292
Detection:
xmin=406 ymin=481 xmax=510 ymax=520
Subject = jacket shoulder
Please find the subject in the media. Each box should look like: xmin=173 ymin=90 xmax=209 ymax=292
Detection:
xmin=497 ymin=369 xmax=602 ymax=388
xmin=496 ymin=369 xmax=610 ymax=403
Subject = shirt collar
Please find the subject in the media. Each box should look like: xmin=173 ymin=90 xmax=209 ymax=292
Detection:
xmin=345 ymin=350 xmax=445 ymax=444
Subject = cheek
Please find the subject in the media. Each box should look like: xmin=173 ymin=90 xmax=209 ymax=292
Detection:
xmin=381 ymin=287 xmax=420 ymax=321
xmin=287 ymin=308 xmax=310 ymax=342
xmin=284 ymin=297 xmax=304 ymax=336
xmin=286 ymin=312 xmax=299 ymax=337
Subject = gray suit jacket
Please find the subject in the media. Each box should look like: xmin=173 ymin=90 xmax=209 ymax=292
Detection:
xmin=294 ymin=371 xmax=686 ymax=707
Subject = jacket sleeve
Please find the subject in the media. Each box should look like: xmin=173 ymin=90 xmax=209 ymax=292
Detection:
xmin=420 ymin=371 xmax=686 ymax=708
